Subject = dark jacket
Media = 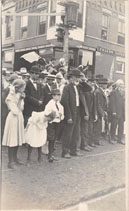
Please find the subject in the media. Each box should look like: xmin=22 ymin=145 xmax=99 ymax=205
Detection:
xmin=95 ymin=87 xmax=108 ymax=118
xmin=108 ymin=89 xmax=125 ymax=120
xmin=85 ymin=91 xmax=97 ymax=119
xmin=61 ymin=82 xmax=92 ymax=121
xmin=41 ymin=84 xmax=53 ymax=110
xmin=23 ymin=80 xmax=42 ymax=118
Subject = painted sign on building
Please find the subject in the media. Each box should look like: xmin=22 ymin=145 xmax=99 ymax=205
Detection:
xmin=97 ymin=46 xmax=125 ymax=57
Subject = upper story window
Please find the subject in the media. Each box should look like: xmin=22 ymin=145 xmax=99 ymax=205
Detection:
xmin=101 ymin=14 xmax=109 ymax=40
xmin=50 ymin=0 xmax=56 ymax=27
xmin=77 ymin=0 xmax=83 ymax=28
xmin=20 ymin=14 xmax=28 ymax=39
xmin=6 ymin=16 xmax=11 ymax=38
xmin=118 ymin=20 xmax=125 ymax=34
xmin=117 ymin=20 xmax=125 ymax=45
xmin=38 ymin=9 xmax=47 ymax=35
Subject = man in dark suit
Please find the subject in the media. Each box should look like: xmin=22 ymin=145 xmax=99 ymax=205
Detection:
xmin=79 ymin=74 xmax=92 ymax=152
xmin=108 ymin=79 xmax=125 ymax=144
xmin=61 ymin=69 xmax=92 ymax=158
xmin=23 ymin=65 xmax=43 ymax=125
xmin=23 ymin=65 xmax=43 ymax=165
xmin=93 ymin=78 xmax=108 ymax=145
xmin=85 ymin=81 xmax=97 ymax=148
xmin=41 ymin=74 xmax=56 ymax=110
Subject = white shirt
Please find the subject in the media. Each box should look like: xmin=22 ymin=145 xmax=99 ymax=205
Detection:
xmin=44 ymin=99 xmax=64 ymax=123
xmin=73 ymin=85 xmax=79 ymax=106
xmin=46 ymin=83 xmax=52 ymax=92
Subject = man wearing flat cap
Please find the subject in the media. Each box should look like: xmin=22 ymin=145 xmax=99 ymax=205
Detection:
xmin=61 ymin=68 xmax=92 ymax=158
xmin=41 ymin=74 xmax=57 ymax=110
xmin=108 ymin=79 xmax=125 ymax=145
xmin=93 ymin=77 xmax=109 ymax=145
xmin=23 ymin=65 xmax=43 ymax=126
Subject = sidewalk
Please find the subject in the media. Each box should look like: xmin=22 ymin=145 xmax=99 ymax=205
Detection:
xmin=65 ymin=188 xmax=126 ymax=211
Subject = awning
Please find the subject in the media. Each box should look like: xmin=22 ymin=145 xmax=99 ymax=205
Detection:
xmin=20 ymin=51 xmax=41 ymax=63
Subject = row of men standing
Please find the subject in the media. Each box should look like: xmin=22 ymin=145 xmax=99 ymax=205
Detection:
xmin=23 ymin=65 xmax=125 ymax=160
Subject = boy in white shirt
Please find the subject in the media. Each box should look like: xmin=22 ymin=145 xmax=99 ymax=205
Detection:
xmin=44 ymin=88 xmax=64 ymax=162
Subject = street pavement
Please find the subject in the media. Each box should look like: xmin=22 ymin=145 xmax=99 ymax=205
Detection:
xmin=1 ymin=140 xmax=125 ymax=210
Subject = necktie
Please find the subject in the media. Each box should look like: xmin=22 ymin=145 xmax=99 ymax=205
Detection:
xmin=55 ymin=102 xmax=59 ymax=111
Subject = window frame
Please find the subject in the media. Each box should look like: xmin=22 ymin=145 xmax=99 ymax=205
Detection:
xmin=77 ymin=0 xmax=83 ymax=28
xmin=20 ymin=12 xmax=28 ymax=39
xmin=49 ymin=0 xmax=56 ymax=27
xmin=101 ymin=13 xmax=109 ymax=40
xmin=38 ymin=8 xmax=47 ymax=35
xmin=115 ymin=57 xmax=125 ymax=74
xmin=6 ymin=16 xmax=11 ymax=38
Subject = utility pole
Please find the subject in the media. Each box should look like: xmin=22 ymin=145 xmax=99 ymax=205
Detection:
xmin=57 ymin=1 xmax=79 ymax=70
xmin=63 ymin=7 xmax=69 ymax=67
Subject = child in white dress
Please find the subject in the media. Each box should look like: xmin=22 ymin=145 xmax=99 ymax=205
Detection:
xmin=2 ymin=79 xmax=26 ymax=169
xmin=25 ymin=110 xmax=56 ymax=165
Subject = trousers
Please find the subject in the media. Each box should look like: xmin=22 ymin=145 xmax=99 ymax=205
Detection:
xmin=62 ymin=107 xmax=80 ymax=155
xmin=110 ymin=116 xmax=124 ymax=141
xmin=80 ymin=118 xmax=89 ymax=149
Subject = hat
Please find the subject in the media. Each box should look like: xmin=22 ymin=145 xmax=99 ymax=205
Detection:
xmin=12 ymin=79 xmax=26 ymax=89
xmin=47 ymin=74 xmax=56 ymax=80
xmin=45 ymin=64 xmax=52 ymax=70
xmin=68 ymin=68 xmax=81 ymax=77
xmin=96 ymin=78 xmax=109 ymax=84
xmin=78 ymin=65 xmax=84 ymax=71
xmin=56 ymin=72 xmax=63 ymax=79
xmin=9 ymin=73 xmax=19 ymax=82
xmin=115 ymin=79 xmax=124 ymax=86
xmin=20 ymin=67 xmax=27 ymax=74
xmin=51 ymin=88 xmax=61 ymax=95
xmin=2 ymin=68 xmax=7 ymax=75
xmin=30 ymin=65 xmax=40 ymax=74
xmin=39 ymin=71 xmax=48 ymax=79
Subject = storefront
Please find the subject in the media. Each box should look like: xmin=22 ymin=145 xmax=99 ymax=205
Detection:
xmin=95 ymin=46 xmax=125 ymax=81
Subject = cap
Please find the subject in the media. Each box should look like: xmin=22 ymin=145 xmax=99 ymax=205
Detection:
xmin=68 ymin=68 xmax=81 ymax=77
xmin=47 ymin=74 xmax=56 ymax=80
xmin=39 ymin=71 xmax=48 ymax=79
xmin=9 ymin=73 xmax=19 ymax=82
xmin=56 ymin=72 xmax=63 ymax=79
xmin=30 ymin=65 xmax=40 ymax=74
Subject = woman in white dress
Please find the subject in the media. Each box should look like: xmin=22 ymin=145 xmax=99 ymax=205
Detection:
xmin=25 ymin=111 xmax=56 ymax=166
xmin=2 ymin=79 xmax=26 ymax=169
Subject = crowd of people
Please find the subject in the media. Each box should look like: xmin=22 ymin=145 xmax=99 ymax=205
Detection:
xmin=2 ymin=58 xmax=125 ymax=169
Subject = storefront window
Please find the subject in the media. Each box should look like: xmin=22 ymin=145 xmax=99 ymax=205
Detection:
xmin=82 ymin=50 xmax=93 ymax=66
xmin=5 ymin=51 xmax=13 ymax=62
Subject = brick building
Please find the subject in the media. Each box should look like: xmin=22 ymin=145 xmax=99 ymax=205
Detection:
xmin=2 ymin=0 xmax=125 ymax=80
xmin=2 ymin=0 xmax=15 ymax=71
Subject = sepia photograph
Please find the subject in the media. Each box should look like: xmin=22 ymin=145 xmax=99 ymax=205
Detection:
xmin=1 ymin=0 xmax=129 ymax=210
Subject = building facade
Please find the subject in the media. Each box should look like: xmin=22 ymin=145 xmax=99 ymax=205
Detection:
xmin=2 ymin=0 xmax=15 ymax=71
xmin=2 ymin=0 xmax=125 ymax=81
